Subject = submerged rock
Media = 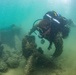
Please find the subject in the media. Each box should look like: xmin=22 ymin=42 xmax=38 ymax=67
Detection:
xmin=0 ymin=24 xmax=22 ymax=49
xmin=0 ymin=60 xmax=8 ymax=72
xmin=22 ymin=35 xmax=37 ymax=59
xmin=0 ymin=42 xmax=4 ymax=57
xmin=22 ymin=35 xmax=58 ymax=75
xmin=6 ymin=57 xmax=19 ymax=68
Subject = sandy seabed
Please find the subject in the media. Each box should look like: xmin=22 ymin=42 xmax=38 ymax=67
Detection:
xmin=1 ymin=33 xmax=76 ymax=75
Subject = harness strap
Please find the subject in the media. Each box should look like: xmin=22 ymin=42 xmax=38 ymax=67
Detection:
xmin=46 ymin=14 xmax=60 ymax=24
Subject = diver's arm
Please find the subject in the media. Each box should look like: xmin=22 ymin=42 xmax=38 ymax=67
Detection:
xmin=29 ymin=25 xmax=38 ymax=35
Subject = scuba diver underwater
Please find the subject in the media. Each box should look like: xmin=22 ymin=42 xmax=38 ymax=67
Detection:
xmin=28 ymin=11 xmax=76 ymax=58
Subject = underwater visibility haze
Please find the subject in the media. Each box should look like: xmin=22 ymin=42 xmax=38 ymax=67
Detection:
xmin=0 ymin=0 xmax=76 ymax=75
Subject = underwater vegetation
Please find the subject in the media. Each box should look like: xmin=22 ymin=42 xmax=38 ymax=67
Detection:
xmin=0 ymin=28 xmax=63 ymax=75
xmin=22 ymin=35 xmax=63 ymax=75
xmin=0 ymin=25 xmax=24 ymax=73
xmin=0 ymin=43 xmax=21 ymax=73
xmin=0 ymin=42 xmax=4 ymax=57
xmin=0 ymin=24 xmax=22 ymax=49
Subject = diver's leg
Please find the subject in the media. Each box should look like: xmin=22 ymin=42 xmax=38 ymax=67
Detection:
xmin=53 ymin=32 xmax=63 ymax=57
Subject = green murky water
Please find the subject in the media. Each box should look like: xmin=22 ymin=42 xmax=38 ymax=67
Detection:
xmin=0 ymin=0 xmax=76 ymax=75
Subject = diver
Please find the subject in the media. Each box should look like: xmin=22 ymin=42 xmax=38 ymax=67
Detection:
xmin=28 ymin=11 xmax=75 ymax=58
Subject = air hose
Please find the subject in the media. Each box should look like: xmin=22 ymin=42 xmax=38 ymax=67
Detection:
xmin=32 ymin=19 xmax=45 ymax=44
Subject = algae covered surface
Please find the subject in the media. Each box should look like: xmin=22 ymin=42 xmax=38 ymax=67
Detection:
xmin=0 ymin=0 xmax=76 ymax=75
